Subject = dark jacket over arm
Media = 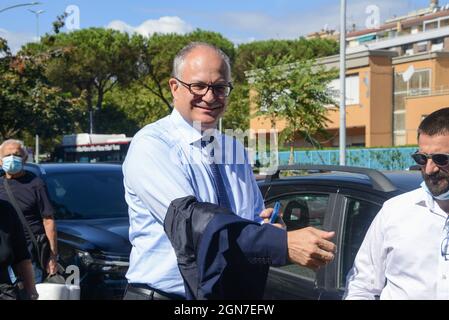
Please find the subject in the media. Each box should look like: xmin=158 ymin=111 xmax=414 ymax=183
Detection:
xmin=164 ymin=196 xmax=287 ymax=300
xmin=0 ymin=200 xmax=30 ymax=284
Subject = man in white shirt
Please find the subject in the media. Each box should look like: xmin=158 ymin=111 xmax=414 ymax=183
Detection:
xmin=344 ymin=107 xmax=449 ymax=300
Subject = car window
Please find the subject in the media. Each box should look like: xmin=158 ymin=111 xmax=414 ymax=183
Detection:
xmin=267 ymin=193 xmax=330 ymax=281
xmin=339 ymin=197 xmax=381 ymax=288
xmin=45 ymin=170 xmax=128 ymax=219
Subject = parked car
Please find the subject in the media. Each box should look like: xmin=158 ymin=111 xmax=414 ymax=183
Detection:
xmin=23 ymin=163 xmax=130 ymax=300
xmin=17 ymin=163 xmax=422 ymax=300
xmin=258 ymin=164 xmax=423 ymax=300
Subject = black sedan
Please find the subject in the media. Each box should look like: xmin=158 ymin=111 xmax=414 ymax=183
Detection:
xmin=259 ymin=165 xmax=422 ymax=300
xmin=25 ymin=163 xmax=129 ymax=299
xmin=25 ymin=163 xmax=422 ymax=300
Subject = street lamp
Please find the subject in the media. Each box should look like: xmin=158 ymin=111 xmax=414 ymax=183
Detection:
xmin=29 ymin=9 xmax=45 ymax=41
xmin=339 ymin=0 xmax=347 ymax=165
xmin=0 ymin=2 xmax=41 ymax=14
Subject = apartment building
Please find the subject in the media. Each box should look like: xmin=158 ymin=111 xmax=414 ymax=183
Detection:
xmin=250 ymin=0 xmax=449 ymax=148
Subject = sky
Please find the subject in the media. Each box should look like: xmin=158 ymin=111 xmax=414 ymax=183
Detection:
xmin=0 ymin=0 xmax=438 ymax=52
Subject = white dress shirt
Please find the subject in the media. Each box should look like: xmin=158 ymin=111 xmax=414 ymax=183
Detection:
xmin=122 ymin=109 xmax=264 ymax=296
xmin=344 ymin=186 xmax=449 ymax=300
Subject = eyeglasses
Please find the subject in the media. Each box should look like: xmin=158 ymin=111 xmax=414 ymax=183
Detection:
xmin=411 ymin=151 xmax=449 ymax=167
xmin=175 ymin=77 xmax=233 ymax=97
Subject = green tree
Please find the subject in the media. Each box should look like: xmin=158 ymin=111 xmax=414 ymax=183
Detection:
xmin=0 ymin=38 xmax=82 ymax=142
xmin=26 ymin=28 xmax=146 ymax=133
xmin=103 ymin=83 xmax=169 ymax=132
xmin=252 ymin=55 xmax=337 ymax=164
xmin=234 ymin=38 xmax=338 ymax=83
xmin=223 ymin=83 xmax=250 ymax=132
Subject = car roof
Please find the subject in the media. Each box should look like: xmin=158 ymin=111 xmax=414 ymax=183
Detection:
xmin=24 ymin=162 xmax=122 ymax=176
xmin=257 ymin=166 xmax=422 ymax=194
xmin=26 ymin=163 xmax=422 ymax=194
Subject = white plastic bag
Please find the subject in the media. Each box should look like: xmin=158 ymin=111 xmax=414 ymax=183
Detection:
xmin=36 ymin=283 xmax=81 ymax=300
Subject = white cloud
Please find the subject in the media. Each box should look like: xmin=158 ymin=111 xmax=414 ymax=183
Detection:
xmin=231 ymin=36 xmax=257 ymax=45
xmin=219 ymin=0 xmax=420 ymax=40
xmin=0 ymin=28 xmax=35 ymax=53
xmin=106 ymin=16 xmax=193 ymax=37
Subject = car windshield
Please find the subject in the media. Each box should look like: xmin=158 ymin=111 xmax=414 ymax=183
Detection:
xmin=44 ymin=170 xmax=128 ymax=220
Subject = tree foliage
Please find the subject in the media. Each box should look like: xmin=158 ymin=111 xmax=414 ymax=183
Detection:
xmin=252 ymin=55 xmax=337 ymax=162
xmin=24 ymin=28 xmax=146 ymax=133
xmin=223 ymin=83 xmax=250 ymax=131
xmin=1 ymin=27 xmax=340 ymax=156
xmin=0 ymin=37 xmax=82 ymax=142
xmin=234 ymin=38 xmax=338 ymax=83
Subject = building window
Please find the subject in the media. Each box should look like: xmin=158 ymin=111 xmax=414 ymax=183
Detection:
xmin=393 ymin=69 xmax=431 ymax=146
xmin=393 ymin=112 xmax=405 ymax=131
xmin=328 ymin=74 xmax=360 ymax=105
xmin=431 ymin=38 xmax=444 ymax=52
xmin=403 ymin=43 xmax=414 ymax=56
xmin=441 ymin=18 xmax=449 ymax=28
xmin=424 ymin=20 xmax=438 ymax=31
xmin=395 ymin=69 xmax=431 ymax=97
xmin=411 ymin=26 xmax=421 ymax=34
xmin=415 ymin=41 xmax=428 ymax=53
xmin=393 ymin=132 xmax=406 ymax=146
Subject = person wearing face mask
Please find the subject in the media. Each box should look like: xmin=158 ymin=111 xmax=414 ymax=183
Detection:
xmin=0 ymin=139 xmax=57 ymax=283
xmin=344 ymin=107 xmax=449 ymax=300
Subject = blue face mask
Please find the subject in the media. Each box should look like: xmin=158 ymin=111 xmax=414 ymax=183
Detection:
xmin=2 ymin=155 xmax=23 ymax=174
xmin=421 ymin=181 xmax=449 ymax=201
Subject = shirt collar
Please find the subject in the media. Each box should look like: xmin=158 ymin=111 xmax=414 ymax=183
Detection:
xmin=169 ymin=108 xmax=221 ymax=146
xmin=416 ymin=185 xmax=448 ymax=218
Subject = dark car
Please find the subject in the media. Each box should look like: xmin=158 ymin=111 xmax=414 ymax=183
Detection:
xmin=258 ymin=164 xmax=423 ymax=300
xmin=22 ymin=163 xmax=422 ymax=300
xmin=24 ymin=163 xmax=130 ymax=300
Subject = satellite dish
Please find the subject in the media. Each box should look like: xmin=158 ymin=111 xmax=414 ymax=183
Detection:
xmin=402 ymin=65 xmax=415 ymax=82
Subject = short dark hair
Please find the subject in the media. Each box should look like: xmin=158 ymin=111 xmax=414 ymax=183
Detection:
xmin=418 ymin=107 xmax=449 ymax=138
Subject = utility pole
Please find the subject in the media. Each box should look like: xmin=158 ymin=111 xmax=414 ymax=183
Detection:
xmin=339 ymin=0 xmax=347 ymax=165
xmin=29 ymin=9 xmax=45 ymax=41
xmin=29 ymin=7 xmax=45 ymax=162
xmin=35 ymin=134 xmax=39 ymax=163
xmin=0 ymin=2 xmax=41 ymax=14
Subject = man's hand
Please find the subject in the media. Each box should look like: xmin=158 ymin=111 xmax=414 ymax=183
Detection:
xmin=287 ymin=227 xmax=336 ymax=270
xmin=259 ymin=207 xmax=286 ymax=230
xmin=46 ymin=256 xmax=58 ymax=275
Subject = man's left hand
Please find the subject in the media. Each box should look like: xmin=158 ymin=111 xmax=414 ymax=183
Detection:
xmin=46 ymin=256 xmax=58 ymax=275
xmin=259 ymin=208 xmax=286 ymax=230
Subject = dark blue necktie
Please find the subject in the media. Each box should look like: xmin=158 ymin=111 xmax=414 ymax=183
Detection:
xmin=201 ymin=136 xmax=231 ymax=210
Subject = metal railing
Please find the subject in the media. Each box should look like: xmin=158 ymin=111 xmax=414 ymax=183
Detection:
xmin=271 ymin=147 xmax=417 ymax=171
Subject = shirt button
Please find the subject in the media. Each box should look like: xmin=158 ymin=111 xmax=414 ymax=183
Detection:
xmin=442 ymin=275 xmax=447 ymax=280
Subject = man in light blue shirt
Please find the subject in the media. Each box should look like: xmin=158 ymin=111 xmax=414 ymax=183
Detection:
xmin=123 ymin=42 xmax=336 ymax=299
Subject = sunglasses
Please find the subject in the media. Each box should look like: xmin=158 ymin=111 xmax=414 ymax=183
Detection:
xmin=411 ymin=152 xmax=449 ymax=167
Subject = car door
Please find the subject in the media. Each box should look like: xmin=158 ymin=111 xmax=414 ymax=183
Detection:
xmin=321 ymin=189 xmax=384 ymax=299
xmin=262 ymin=183 xmax=339 ymax=300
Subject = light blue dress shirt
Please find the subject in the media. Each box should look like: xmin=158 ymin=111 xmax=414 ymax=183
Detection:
xmin=123 ymin=108 xmax=265 ymax=296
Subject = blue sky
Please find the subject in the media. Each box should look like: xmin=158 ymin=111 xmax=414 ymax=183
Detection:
xmin=0 ymin=0 xmax=435 ymax=52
